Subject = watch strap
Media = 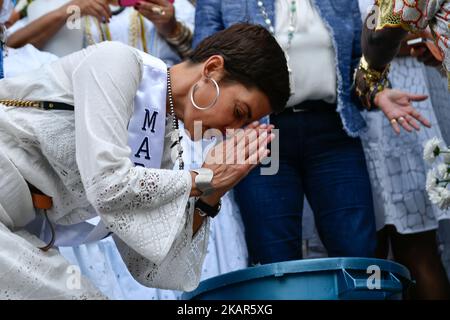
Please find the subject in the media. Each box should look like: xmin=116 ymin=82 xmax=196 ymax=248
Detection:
xmin=195 ymin=198 xmax=221 ymax=218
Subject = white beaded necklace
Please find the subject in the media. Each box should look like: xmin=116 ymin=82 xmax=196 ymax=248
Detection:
xmin=167 ymin=68 xmax=184 ymax=171
xmin=257 ymin=0 xmax=297 ymax=95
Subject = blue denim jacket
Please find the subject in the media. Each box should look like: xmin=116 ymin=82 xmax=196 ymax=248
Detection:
xmin=193 ymin=0 xmax=366 ymax=137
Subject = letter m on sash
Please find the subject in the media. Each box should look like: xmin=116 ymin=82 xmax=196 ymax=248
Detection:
xmin=142 ymin=109 xmax=158 ymax=133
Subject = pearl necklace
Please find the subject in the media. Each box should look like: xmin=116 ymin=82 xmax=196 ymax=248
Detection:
xmin=167 ymin=68 xmax=184 ymax=171
xmin=257 ymin=0 xmax=297 ymax=95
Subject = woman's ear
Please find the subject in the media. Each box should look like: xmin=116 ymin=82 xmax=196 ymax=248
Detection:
xmin=202 ymin=55 xmax=226 ymax=81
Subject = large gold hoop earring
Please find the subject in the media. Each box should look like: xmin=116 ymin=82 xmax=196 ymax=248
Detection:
xmin=190 ymin=77 xmax=220 ymax=111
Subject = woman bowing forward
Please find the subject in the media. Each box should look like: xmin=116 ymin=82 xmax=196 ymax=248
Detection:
xmin=0 ymin=24 xmax=290 ymax=299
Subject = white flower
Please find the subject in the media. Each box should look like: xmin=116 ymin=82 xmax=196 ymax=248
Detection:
xmin=427 ymin=183 xmax=450 ymax=210
xmin=428 ymin=187 xmax=444 ymax=205
xmin=426 ymin=169 xmax=439 ymax=192
xmin=443 ymin=152 xmax=450 ymax=164
xmin=436 ymin=163 xmax=449 ymax=180
xmin=438 ymin=188 xmax=450 ymax=210
xmin=423 ymin=137 xmax=443 ymax=164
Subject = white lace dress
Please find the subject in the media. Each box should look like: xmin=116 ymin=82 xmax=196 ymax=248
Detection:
xmin=0 ymin=41 xmax=209 ymax=299
xmin=4 ymin=3 xmax=248 ymax=299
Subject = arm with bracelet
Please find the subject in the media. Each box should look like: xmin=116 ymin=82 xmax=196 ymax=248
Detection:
xmin=355 ymin=0 xmax=444 ymax=134
xmin=134 ymin=0 xmax=194 ymax=58
xmin=7 ymin=0 xmax=112 ymax=50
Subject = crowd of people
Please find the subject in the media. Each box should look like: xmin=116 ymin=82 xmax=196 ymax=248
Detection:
xmin=0 ymin=0 xmax=450 ymax=300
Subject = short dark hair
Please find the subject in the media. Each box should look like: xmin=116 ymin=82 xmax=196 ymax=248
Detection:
xmin=189 ymin=23 xmax=290 ymax=114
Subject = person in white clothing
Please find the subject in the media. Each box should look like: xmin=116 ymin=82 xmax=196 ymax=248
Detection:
xmin=0 ymin=24 xmax=290 ymax=299
xmin=7 ymin=0 xmax=194 ymax=59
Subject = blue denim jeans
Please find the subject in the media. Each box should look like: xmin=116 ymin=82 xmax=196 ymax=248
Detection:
xmin=235 ymin=103 xmax=376 ymax=264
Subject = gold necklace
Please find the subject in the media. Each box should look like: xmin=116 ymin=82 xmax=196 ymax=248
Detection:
xmin=84 ymin=10 xmax=148 ymax=53
xmin=84 ymin=17 xmax=112 ymax=44
xmin=129 ymin=10 xmax=149 ymax=53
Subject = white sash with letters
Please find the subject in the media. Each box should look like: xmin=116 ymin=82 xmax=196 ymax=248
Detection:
xmin=127 ymin=51 xmax=167 ymax=169
xmin=52 ymin=51 xmax=168 ymax=246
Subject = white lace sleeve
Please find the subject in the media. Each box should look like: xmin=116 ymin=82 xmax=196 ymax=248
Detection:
xmin=71 ymin=42 xmax=208 ymax=288
xmin=114 ymin=200 xmax=210 ymax=291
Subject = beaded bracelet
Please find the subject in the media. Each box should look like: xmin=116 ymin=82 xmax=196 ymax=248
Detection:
xmin=165 ymin=21 xmax=193 ymax=58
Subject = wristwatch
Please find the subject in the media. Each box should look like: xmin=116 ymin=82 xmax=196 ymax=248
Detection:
xmin=191 ymin=168 xmax=214 ymax=196
xmin=195 ymin=198 xmax=222 ymax=218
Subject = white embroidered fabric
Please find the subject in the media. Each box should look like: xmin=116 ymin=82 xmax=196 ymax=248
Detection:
xmin=0 ymin=224 xmax=106 ymax=300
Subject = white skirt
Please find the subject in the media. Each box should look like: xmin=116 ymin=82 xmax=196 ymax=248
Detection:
xmin=360 ymin=58 xmax=450 ymax=234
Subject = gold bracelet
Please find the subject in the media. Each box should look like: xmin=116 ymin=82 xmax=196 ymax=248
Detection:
xmin=166 ymin=21 xmax=192 ymax=45
xmin=355 ymin=56 xmax=391 ymax=110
